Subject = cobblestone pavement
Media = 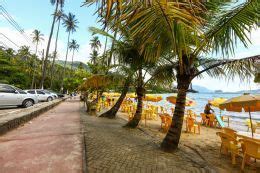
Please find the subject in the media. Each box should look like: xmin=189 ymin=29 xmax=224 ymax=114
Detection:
xmin=0 ymin=98 xmax=83 ymax=173
xmin=81 ymin=108 xmax=218 ymax=173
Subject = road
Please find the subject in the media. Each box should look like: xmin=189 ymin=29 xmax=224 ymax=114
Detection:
xmin=0 ymin=98 xmax=83 ymax=173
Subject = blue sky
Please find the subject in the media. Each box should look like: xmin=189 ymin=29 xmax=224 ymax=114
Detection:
xmin=0 ymin=0 xmax=259 ymax=92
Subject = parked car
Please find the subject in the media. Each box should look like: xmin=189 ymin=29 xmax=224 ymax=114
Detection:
xmin=25 ymin=89 xmax=54 ymax=102
xmin=0 ymin=84 xmax=38 ymax=108
xmin=42 ymin=90 xmax=58 ymax=99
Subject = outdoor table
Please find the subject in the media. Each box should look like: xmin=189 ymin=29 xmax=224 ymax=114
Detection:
xmin=237 ymin=131 xmax=260 ymax=141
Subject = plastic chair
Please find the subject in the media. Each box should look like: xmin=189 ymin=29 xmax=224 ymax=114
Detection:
xmin=208 ymin=114 xmax=217 ymax=127
xmin=246 ymin=119 xmax=256 ymax=133
xmin=186 ymin=117 xmax=200 ymax=134
xmin=222 ymin=127 xmax=237 ymax=139
xmin=216 ymin=132 xmax=240 ymax=165
xmin=239 ymin=138 xmax=260 ymax=170
xmin=200 ymin=113 xmax=209 ymax=126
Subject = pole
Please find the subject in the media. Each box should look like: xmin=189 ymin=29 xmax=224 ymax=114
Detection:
xmin=248 ymin=107 xmax=254 ymax=138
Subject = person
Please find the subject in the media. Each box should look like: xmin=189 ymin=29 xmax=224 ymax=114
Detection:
xmin=204 ymin=102 xmax=214 ymax=119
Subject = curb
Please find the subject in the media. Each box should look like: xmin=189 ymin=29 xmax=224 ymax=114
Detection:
xmin=0 ymin=98 xmax=67 ymax=136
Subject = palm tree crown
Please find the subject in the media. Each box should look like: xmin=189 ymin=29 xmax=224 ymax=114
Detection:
xmin=90 ymin=36 xmax=101 ymax=51
xmin=63 ymin=13 xmax=78 ymax=33
xmin=69 ymin=39 xmax=79 ymax=51
xmin=32 ymin=30 xmax=44 ymax=44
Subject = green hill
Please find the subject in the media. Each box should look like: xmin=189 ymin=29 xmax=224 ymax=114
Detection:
xmin=56 ymin=60 xmax=89 ymax=70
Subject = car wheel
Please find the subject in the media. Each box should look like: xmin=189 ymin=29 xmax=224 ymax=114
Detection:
xmin=47 ymin=97 xmax=53 ymax=102
xmin=22 ymin=99 xmax=34 ymax=108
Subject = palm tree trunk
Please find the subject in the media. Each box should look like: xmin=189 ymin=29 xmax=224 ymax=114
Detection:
xmin=40 ymin=2 xmax=59 ymax=89
xmin=50 ymin=18 xmax=61 ymax=89
xmin=31 ymin=42 xmax=39 ymax=89
xmin=99 ymin=76 xmax=131 ymax=118
xmin=60 ymin=31 xmax=71 ymax=92
xmin=125 ymin=68 xmax=144 ymax=128
xmin=161 ymin=77 xmax=190 ymax=152
xmin=70 ymin=49 xmax=75 ymax=72
xmin=107 ymin=30 xmax=117 ymax=67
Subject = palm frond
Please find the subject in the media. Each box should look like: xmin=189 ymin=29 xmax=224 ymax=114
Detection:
xmin=197 ymin=1 xmax=260 ymax=56
xmin=195 ymin=55 xmax=260 ymax=82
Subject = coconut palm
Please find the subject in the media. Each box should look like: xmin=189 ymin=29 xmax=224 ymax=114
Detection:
xmin=69 ymin=39 xmax=80 ymax=71
xmin=60 ymin=12 xmax=78 ymax=91
xmin=41 ymin=0 xmax=65 ymax=89
xmin=119 ymin=1 xmax=260 ymax=151
xmin=90 ymin=36 xmax=101 ymax=51
xmin=31 ymin=29 xmax=44 ymax=89
xmin=50 ymin=9 xmax=65 ymax=88
xmin=90 ymin=1 xmax=260 ymax=151
xmin=89 ymin=50 xmax=99 ymax=65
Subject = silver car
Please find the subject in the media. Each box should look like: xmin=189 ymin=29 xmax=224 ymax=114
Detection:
xmin=25 ymin=89 xmax=54 ymax=102
xmin=0 ymin=84 xmax=38 ymax=108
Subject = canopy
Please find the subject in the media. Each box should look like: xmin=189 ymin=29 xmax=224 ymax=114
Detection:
xmin=220 ymin=94 xmax=260 ymax=137
xmin=143 ymin=94 xmax=163 ymax=102
xmin=166 ymin=94 xmax=196 ymax=106
xmin=219 ymin=94 xmax=260 ymax=112
xmin=210 ymin=98 xmax=227 ymax=108
xmin=126 ymin=93 xmax=136 ymax=98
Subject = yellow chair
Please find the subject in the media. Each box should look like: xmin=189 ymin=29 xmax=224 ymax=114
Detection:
xmin=186 ymin=117 xmax=200 ymax=134
xmin=246 ymin=119 xmax=256 ymax=133
xmin=222 ymin=127 xmax=237 ymax=139
xmin=208 ymin=114 xmax=217 ymax=127
xmin=216 ymin=132 xmax=240 ymax=165
xmin=239 ymin=138 xmax=260 ymax=170
xmin=159 ymin=114 xmax=172 ymax=132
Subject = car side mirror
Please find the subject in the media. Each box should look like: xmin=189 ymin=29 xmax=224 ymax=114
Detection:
xmin=14 ymin=90 xmax=19 ymax=94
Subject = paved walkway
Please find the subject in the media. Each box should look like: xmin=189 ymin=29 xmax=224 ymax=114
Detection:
xmin=81 ymin=111 xmax=216 ymax=173
xmin=0 ymin=98 xmax=83 ymax=173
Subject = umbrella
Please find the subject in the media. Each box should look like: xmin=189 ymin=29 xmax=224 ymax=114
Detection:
xmin=166 ymin=94 xmax=196 ymax=106
xmin=219 ymin=94 xmax=260 ymax=137
xmin=210 ymin=98 xmax=227 ymax=108
xmin=143 ymin=94 xmax=163 ymax=102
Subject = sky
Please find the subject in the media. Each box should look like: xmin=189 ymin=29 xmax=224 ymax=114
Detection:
xmin=0 ymin=0 xmax=259 ymax=92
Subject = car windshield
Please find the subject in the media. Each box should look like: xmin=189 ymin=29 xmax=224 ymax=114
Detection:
xmin=13 ymin=87 xmax=27 ymax=94
xmin=43 ymin=90 xmax=51 ymax=94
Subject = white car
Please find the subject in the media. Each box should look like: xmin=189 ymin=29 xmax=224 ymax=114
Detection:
xmin=43 ymin=90 xmax=58 ymax=99
xmin=25 ymin=89 xmax=54 ymax=102
xmin=0 ymin=84 xmax=38 ymax=108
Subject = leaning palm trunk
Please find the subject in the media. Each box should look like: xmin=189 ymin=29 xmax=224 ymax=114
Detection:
xmin=50 ymin=17 xmax=61 ymax=89
xmin=41 ymin=2 xmax=59 ymax=89
xmin=125 ymin=68 xmax=144 ymax=128
xmin=99 ymin=77 xmax=131 ymax=118
xmin=31 ymin=42 xmax=39 ymax=89
xmin=161 ymin=77 xmax=190 ymax=152
xmin=60 ymin=31 xmax=71 ymax=92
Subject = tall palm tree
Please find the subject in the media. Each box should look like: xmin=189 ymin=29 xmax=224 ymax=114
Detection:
xmin=89 ymin=50 xmax=98 ymax=65
xmin=89 ymin=36 xmax=101 ymax=65
xmin=69 ymin=39 xmax=80 ymax=71
xmin=60 ymin=12 xmax=78 ymax=92
xmin=50 ymin=9 xmax=65 ymax=88
xmin=90 ymin=1 xmax=260 ymax=151
xmin=119 ymin=1 xmax=260 ymax=151
xmin=31 ymin=29 xmax=44 ymax=89
xmin=41 ymin=0 xmax=65 ymax=89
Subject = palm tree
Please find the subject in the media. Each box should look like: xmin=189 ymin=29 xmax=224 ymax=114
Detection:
xmin=31 ymin=29 xmax=44 ymax=89
xmin=41 ymin=0 xmax=65 ymax=89
xmin=89 ymin=36 xmax=101 ymax=65
xmin=89 ymin=50 xmax=98 ymax=65
xmin=90 ymin=1 xmax=260 ymax=151
xmin=50 ymin=9 xmax=65 ymax=88
xmin=119 ymin=1 xmax=260 ymax=151
xmin=60 ymin=12 xmax=78 ymax=92
xmin=69 ymin=39 xmax=80 ymax=71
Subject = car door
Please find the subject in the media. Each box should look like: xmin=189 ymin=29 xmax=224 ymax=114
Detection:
xmin=0 ymin=85 xmax=19 ymax=106
xmin=36 ymin=90 xmax=46 ymax=101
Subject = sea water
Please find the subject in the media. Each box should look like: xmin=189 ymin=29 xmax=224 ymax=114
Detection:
xmin=145 ymin=93 xmax=259 ymax=132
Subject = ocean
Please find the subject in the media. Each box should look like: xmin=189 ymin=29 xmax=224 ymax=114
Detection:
xmin=144 ymin=93 xmax=259 ymax=132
